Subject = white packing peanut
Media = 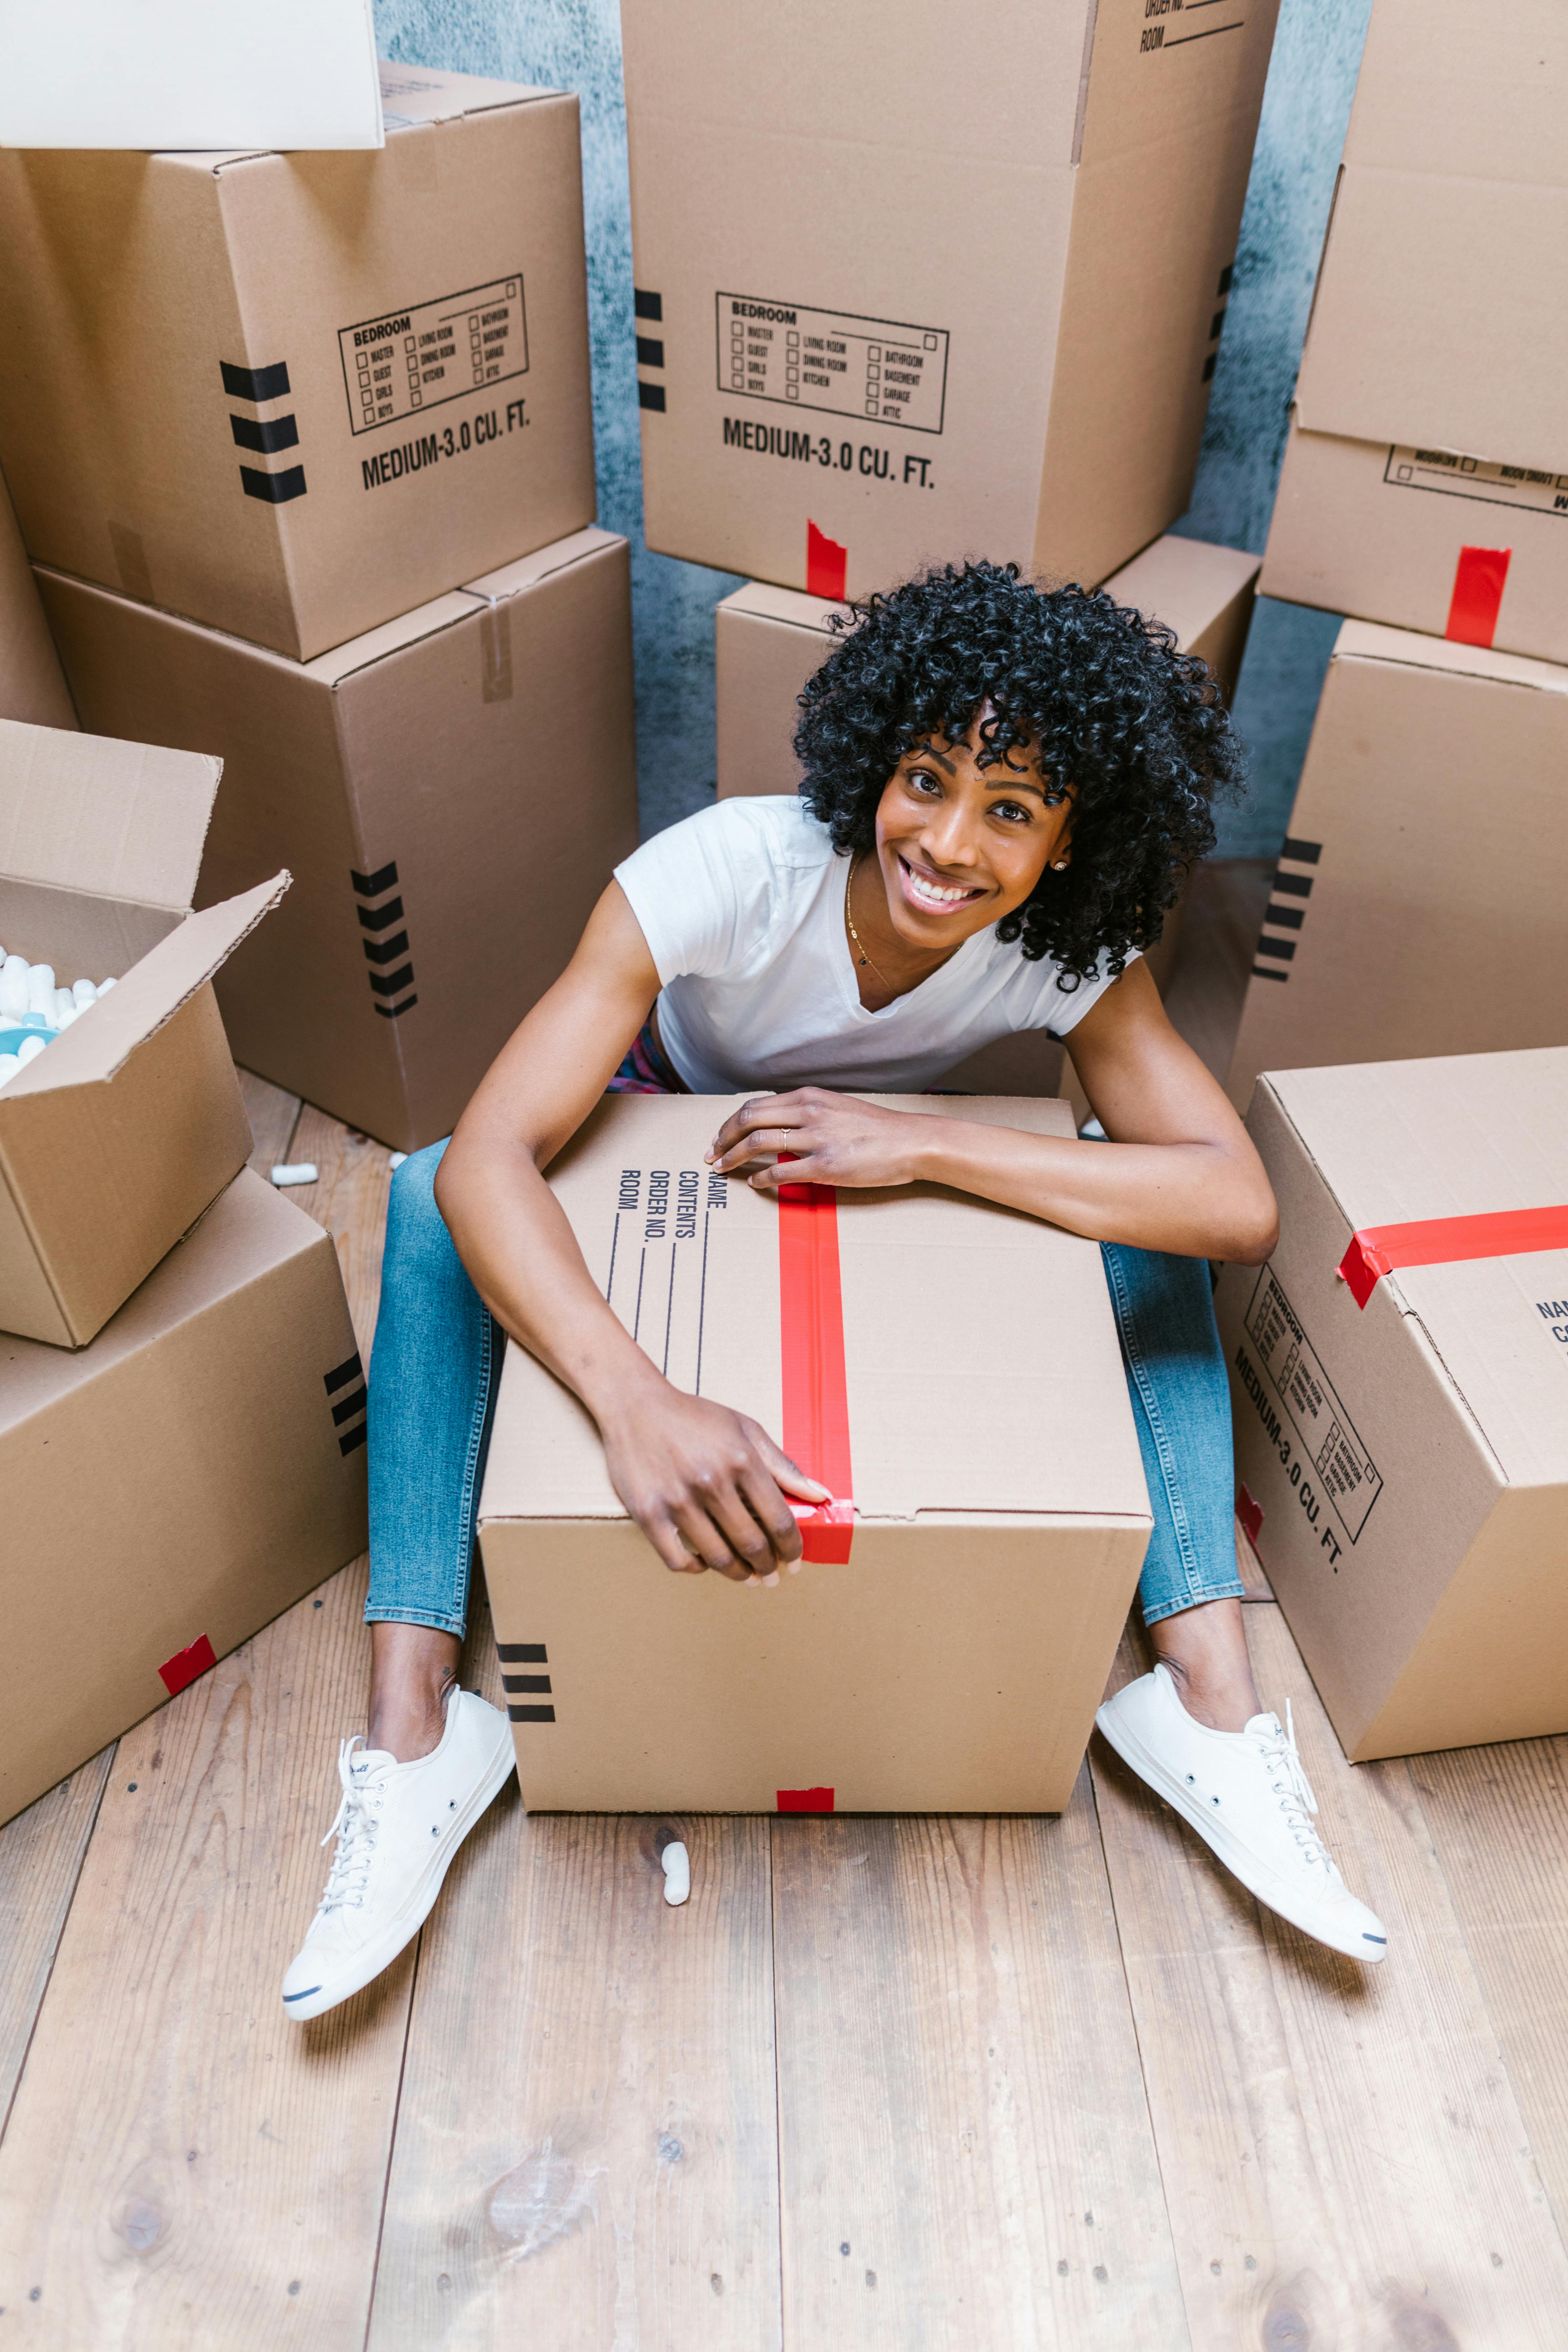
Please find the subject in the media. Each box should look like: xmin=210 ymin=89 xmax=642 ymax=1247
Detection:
xmin=0 ymin=1054 xmax=19 ymax=1086
xmin=53 ymin=988 xmax=74 ymax=1025
xmin=55 ymin=1003 xmax=77 ymax=1030
xmin=16 ymin=1035 xmax=47 ymax=1066
xmin=26 ymin=964 xmax=55 ymax=1016
xmin=96 ymin=976 xmax=117 ymax=994
xmin=661 ymin=1840 xmax=691 ymax=1907
xmin=0 ymin=958 xmax=28 ymax=1021
xmin=271 ymin=1163 xmax=319 ymax=1187
xmin=72 ymin=978 xmax=97 ymax=1008
xmin=387 ymin=1152 xmax=407 ymax=1170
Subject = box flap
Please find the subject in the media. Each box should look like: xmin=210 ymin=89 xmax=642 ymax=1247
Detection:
xmin=1100 ymin=538 xmax=1261 ymax=655
xmin=1263 ymin=1051 xmax=1568 ymax=1487
xmin=299 ymin=593 xmax=480 ymax=689
xmin=461 ymin=527 xmax=624 ymax=603
xmin=376 ymin=62 xmax=564 ymax=125
xmin=0 ymin=873 xmax=288 ymax=1098
xmin=1342 ymin=0 xmax=1567 ymax=192
xmin=718 ymin=582 xmax=847 ymax=639
xmin=0 ymin=718 xmax=222 ymax=913
xmin=1333 ymin=620 xmax=1568 ymax=697
xmin=481 ymin=1093 xmax=1149 ymax=1528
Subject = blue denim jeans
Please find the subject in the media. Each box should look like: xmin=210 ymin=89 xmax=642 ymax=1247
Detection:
xmin=366 ymin=1140 xmax=1244 ymax=1636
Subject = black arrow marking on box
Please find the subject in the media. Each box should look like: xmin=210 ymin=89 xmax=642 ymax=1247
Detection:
xmin=222 ymin=359 xmax=292 ymax=402
xmin=240 ymin=464 xmax=307 ymax=505
xmin=324 ymin=1351 xmax=364 ymax=1395
xmin=372 ymin=996 xmax=418 ymax=1020
xmin=636 ymin=337 xmax=664 ymax=369
xmin=368 ymin=964 xmax=415 ymax=999
xmin=503 ymin=1674 xmax=552 ymax=1694
xmin=353 ymin=862 xmax=400 ymax=898
xmin=231 ymin=413 xmax=300 ymax=455
xmin=324 ymin=1353 xmax=368 ymax=1454
xmin=358 ymin=897 xmax=404 ymax=931
xmin=362 ymin=932 xmax=410 ymax=966
xmin=634 ymin=289 xmax=663 ymax=321
xmin=331 ymin=1385 xmax=368 ymax=1427
xmin=498 ymin=1644 xmax=547 ymax=1662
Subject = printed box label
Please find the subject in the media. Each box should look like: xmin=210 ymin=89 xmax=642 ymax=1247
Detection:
xmin=339 ymin=276 xmax=528 ymax=437
xmin=716 ymin=294 xmax=948 ymax=434
xmin=1384 ymin=445 xmax=1568 ymax=519
xmin=1242 ymin=1268 xmax=1383 ymax=1541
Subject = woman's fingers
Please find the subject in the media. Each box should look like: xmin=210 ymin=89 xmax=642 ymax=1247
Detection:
xmin=709 ymin=1126 xmax=803 ymax=1173
xmin=751 ymin=1428 xmax=831 ymax=1502
xmin=746 ymin=1154 xmax=825 ymax=1189
xmin=667 ymin=1497 xmax=754 ymax=1581
xmin=707 ymin=1092 xmax=812 ymax=1164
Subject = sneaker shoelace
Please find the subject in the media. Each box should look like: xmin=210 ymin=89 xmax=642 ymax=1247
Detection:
xmin=316 ymin=1736 xmax=383 ymax=1916
xmin=1254 ymin=1702 xmax=1334 ymax=1877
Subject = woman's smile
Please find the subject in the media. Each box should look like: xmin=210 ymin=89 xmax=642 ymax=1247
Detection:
xmin=893 ymin=850 xmax=990 ymax=916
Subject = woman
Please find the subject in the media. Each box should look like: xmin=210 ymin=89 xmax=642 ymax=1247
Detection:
xmin=282 ymin=562 xmax=1385 ymax=2022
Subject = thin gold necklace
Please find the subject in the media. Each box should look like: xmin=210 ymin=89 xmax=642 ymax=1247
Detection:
xmin=845 ymin=853 xmax=897 ymax=992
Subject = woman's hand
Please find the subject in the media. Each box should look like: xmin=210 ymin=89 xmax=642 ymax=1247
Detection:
xmin=706 ymin=1087 xmax=933 ymax=1191
xmin=598 ymin=1376 xmax=832 ymax=1582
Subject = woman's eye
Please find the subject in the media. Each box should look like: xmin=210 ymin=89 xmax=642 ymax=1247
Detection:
xmin=906 ymin=771 xmax=941 ymax=796
xmin=991 ymin=801 xmax=1031 ymax=822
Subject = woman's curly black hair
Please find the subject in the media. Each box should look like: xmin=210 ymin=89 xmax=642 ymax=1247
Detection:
xmin=793 ymin=559 xmax=1244 ymax=985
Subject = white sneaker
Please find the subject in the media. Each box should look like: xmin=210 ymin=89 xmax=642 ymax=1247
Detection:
xmin=281 ymin=1687 xmax=516 ymax=2021
xmin=1096 ymin=1665 xmax=1388 ymax=1963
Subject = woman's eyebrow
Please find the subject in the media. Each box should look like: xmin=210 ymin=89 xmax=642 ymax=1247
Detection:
xmin=912 ymin=739 xmax=958 ymax=776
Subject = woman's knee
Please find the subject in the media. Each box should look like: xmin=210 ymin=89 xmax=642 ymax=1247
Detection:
xmin=385 ymin=1138 xmax=456 ymax=1266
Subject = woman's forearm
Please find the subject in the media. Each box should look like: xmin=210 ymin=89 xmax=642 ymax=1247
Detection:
xmin=911 ymin=1119 xmax=1278 ymax=1262
xmin=436 ymin=1138 xmax=665 ymax=1422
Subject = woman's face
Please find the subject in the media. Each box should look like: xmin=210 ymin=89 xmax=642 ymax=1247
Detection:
xmin=872 ymin=715 xmax=1071 ymax=954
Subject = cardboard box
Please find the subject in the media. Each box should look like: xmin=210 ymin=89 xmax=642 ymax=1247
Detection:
xmin=1216 ymin=1048 xmax=1568 ymax=1761
xmin=1260 ymin=2 xmax=1568 ymax=661
xmin=1226 ymin=622 xmax=1568 ymax=1114
xmin=0 ymin=719 xmax=285 ymax=1348
xmin=37 ymin=529 xmax=637 ymax=1154
xmin=0 ymin=470 xmax=75 ymax=732
xmin=0 ymin=1168 xmax=368 ymax=1826
xmin=712 ymin=535 xmax=1259 ymax=1091
xmin=0 ymin=64 xmax=594 ymax=663
xmin=478 ymin=1092 xmax=1152 ymax=1814
xmin=624 ymin=0 xmax=1280 ymax=598
xmin=715 ymin=534 xmax=1260 ymax=799
xmin=0 ymin=0 xmax=383 ymax=151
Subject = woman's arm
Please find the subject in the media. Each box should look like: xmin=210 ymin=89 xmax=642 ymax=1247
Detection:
xmin=434 ymin=883 xmax=826 ymax=1582
xmin=706 ymin=959 xmax=1278 ymax=1264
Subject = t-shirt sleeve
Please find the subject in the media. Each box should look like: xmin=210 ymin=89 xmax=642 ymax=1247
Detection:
xmin=1032 ymin=943 xmax=1144 ymax=1038
xmin=613 ymin=802 xmax=774 ymax=987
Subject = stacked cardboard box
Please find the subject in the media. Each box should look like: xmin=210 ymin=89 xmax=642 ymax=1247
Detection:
xmin=0 ymin=718 xmax=367 ymax=1826
xmin=623 ymin=0 xmax=1281 ymax=599
xmin=1228 ymin=0 xmax=1568 ymax=1106
xmin=1 ymin=63 xmax=639 ymax=1150
xmin=1217 ymin=1046 xmax=1568 ymax=1760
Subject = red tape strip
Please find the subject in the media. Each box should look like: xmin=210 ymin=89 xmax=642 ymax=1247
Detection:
xmin=1338 ymin=1203 xmax=1568 ymax=1308
xmin=1236 ymin=1482 xmax=1264 ymax=1549
xmin=777 ymin=1173 xmax=855 ymax=1560
xmin=158 ymin=1633 xmax=216 ymax=1697
xmin=806 ymin=518 xmax=847 ymax=601
xmin=777 ymin=1786 xmax=835 ymax=1813
xmin=1444 ymin=544 xmax=1511 ymax=648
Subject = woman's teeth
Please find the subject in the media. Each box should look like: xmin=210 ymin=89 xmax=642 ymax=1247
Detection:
xmin=903 ymin=862 xmax=979 ymax=908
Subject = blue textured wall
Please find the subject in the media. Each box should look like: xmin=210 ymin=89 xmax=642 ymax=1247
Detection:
xmin=374 ymin=0 xmax=1371 ymax=856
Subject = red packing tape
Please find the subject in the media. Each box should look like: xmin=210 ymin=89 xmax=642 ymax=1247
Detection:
xmin=1338 ymin=1203 xmax=1568 ymax=1308
xmin=777 ymin=1173 xmax=855 ymax=1560
xmin=1444 ymin=544 xmax=1511 ymax=648
xmin=777 ymin=1785 xmax=835 ymax=1813
xmin=158 ymin=1632 xmax=216 ymax=1697
xmin=806 ymin=518 xmax=847 ymax=601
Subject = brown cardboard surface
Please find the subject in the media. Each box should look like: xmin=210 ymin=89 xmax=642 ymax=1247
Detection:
xmin=0 ymin=719 xmax=282 ymax=1346
xmin=1226 ymin=622 xmax=1568 ymax=1114
xmin=1262 ymin=415 xmax=1568 ymax=669
xmin=0 ymin=1168 xmax=367 ymax=1825
xmin=0 ymin=64 xmax=594 ymax=662
xmin=0 ymin=465 xmax=74 ymax=731
xmin=1263 ymin=6 xmax=1568 ymax=646
xmin=478 ymin=1092 xmax=1151 ymax=1813
xmin=624 ymin=0 xmax=1278 ymax=597
xmin=1216 ymin=1047 xmax=1568 ymax=1760
xmin=37 ymin=527 xmax=638 ymax=1152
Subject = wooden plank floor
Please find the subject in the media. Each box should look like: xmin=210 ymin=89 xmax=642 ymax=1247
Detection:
xmin=1 ymin=871 xmax=1566 ymax=2347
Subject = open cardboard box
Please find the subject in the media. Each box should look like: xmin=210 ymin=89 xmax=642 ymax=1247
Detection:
xmin=0 ymin=64 xmax=594 ymax=662
xmin=38 ymin=527 xmax=636 ymax=1155
xmin=478 ymin=1093 xmax=1152 ymax=1815
xmin=1226 ymin=622 xmax=1568 ymax=1115
xmin=0 ymin=719 xmax=285 ymax=1348
xmin=1260 ymin=0 xmax=1568 ymax=663
xmin=1 ymin=1168 xmax=368 ymax=1827
xmin=624 ymin=0 xmax=1280 ymax=598
xmin=1217 ymin=1047 xmax=1568 ymax=1760
xmin=0 ymin=466 xmax=74 ymax=732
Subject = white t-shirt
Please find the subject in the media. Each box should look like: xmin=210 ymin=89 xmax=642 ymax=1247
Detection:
xmin=614 ymin=797 xmax=1133 ymax=1094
